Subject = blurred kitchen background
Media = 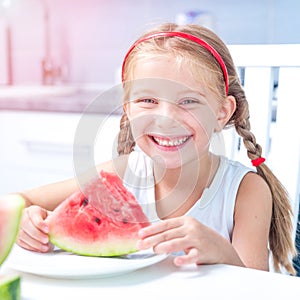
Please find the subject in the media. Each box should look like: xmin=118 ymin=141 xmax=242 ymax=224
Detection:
xmin=0 ymin=0 xmax=300 ymax=86
xmin=0 ymin=0 xmax=300 ymax=274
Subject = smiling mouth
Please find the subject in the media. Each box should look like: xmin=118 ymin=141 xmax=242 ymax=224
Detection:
xmin=150 ymin=135 xmax=191 ymax=147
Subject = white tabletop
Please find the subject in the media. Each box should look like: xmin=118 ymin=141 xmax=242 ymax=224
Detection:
xmin=1 ymin=248 xmax=300 ymax=300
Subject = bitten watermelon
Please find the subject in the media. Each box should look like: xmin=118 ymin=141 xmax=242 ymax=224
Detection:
xmin=47 ymin=170 xmax=150 ymax=256
xmin=0 ymin=194 xmax=25 ymax=266
xmin=0 ymin=194 xmax=24 ymax=300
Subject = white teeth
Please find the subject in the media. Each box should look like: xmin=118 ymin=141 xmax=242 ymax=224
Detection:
xmin=153 ymin=136 xmax=189 ymax=147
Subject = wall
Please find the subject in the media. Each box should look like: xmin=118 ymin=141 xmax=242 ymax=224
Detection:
xmin=0 ymin=0 xmax=299 ymax=85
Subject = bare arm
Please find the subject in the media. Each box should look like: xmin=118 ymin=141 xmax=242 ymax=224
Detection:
xmin=18 ymin=155 xmax=129 ymax=210
xmin=232 ymin=172 xmax=272 ymax=271
xmin=19 ymin=177 xmax=79 ymax=210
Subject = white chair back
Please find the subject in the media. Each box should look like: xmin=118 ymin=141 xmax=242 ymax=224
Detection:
xmin=225 ymin=44 xmax=300 ymax=234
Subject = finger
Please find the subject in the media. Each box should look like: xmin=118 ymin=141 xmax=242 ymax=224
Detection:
xmin=137 ymin=227 xmax=186 ymax=251
xmin=173 ymin=248 xmax=200 ymax=266
xmin=153 ymin=236 xmax=190 ymax=254
xmin=21 ymin=214 xmax=50 ymax=244
xmin=28 ymin=207 xmax=49 ymax=234
xmin=17 ymin=228 xmax=51 ymax=253
xmin=139 ymin=218 xmax=183 ymax=239
xmin=17 ymin=238 xmax=51 ymax=253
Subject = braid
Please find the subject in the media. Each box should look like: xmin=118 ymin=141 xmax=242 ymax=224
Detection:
xmin=230 ymin=78 xmax=297 ymax=274
xmin=117 ymin=112 xmax=135 ymax=155
xmin=258 ymin=164 xmax=297 ymax=274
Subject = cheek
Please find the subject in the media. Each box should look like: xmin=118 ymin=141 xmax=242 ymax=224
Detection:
xmin=188 ymin=108 xmax=217 ymax=138
xmin=127 ymin=112 xmax=153 ymax=141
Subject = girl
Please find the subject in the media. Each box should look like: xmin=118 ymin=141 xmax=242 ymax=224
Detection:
xmin=16 ymin=23 xmax=296 ymax=274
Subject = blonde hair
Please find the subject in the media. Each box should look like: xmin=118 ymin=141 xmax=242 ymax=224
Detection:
xmin=119 ymin=23 xmax=297 ymax=274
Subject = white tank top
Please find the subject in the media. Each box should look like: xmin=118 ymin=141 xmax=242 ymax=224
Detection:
xmin=123 ymin=151 xmax=253 ymax=242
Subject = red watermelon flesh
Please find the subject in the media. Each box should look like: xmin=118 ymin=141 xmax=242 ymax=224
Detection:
xmin=47 ymin=170 xmax=150 ymax=256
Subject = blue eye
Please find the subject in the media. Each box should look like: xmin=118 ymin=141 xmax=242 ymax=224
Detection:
xmin=132 ymin=97 xmax=158 ymax=108
xmin=181 ymin=99 xmax=195 ymax=104
xmin=179 ymin=98 xmax=199 ymax=105
xmin=142 ymin=98 xmax=156 ymax=104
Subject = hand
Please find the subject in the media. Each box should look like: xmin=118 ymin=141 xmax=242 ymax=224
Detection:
xmin=17 ymin=205 xmax=53 ymax=253
xmin=137 ymin=216 xmax=242 ymax=267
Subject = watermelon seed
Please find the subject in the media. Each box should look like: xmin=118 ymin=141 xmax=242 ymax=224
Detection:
xmin=113 ymin=208 xmax=120 ymax=212
xmin=123 ymin=218 xmax=128 ymax=224
xmin=94 ymin=217 xmax=101 ymax=224
xmin=81 ymin=198 xmax=89 ymax=207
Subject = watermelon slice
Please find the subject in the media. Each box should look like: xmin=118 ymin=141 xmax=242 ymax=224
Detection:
xmin=0 ymin=194 xmax=25 ymax=266
xmin=47 ymin=170 xmax=150 ymax=256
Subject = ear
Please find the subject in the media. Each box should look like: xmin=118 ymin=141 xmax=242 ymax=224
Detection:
xmin=215 ymin=95 xmax=236 ymax=132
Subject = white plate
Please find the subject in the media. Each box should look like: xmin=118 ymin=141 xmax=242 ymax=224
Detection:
xmin=6 ymin=245 xmax=168 ymax=279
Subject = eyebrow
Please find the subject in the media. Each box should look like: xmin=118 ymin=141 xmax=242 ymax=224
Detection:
xmin=177 ymin=89 xmax=206 ymax=97
xmin=130 ymin=89 xmax=156 ymax=96
xmin=130 ymin=88 xmax=206 ymax=98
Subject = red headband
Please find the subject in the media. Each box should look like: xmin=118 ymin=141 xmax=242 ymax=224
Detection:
xmin=121 ymin=31 xmax=229 ymax=95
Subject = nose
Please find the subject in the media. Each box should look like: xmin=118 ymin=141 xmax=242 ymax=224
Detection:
xmin=154 ymin=101 xmax=181 ymax=129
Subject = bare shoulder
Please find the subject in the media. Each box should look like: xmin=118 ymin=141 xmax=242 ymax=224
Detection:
xmin=232 ymin=172 xmax=272 ymax=270
xmin=234 ymin=171 xmax=272 ymax=218
xmin=238 ymin=171 xmax=272 ymax=199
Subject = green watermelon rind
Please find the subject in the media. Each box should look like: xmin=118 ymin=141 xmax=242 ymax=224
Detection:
xmin=0 ymin=194 xmax=25 ymax=266
xmin=49 ymin=235 xmax=139 ymax=257
xmin=0 ymin=274 xmax=21 ymax=300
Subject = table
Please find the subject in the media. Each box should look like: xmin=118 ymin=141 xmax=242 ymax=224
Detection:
xmin=1 ymin=250 xmax=300 ymax=300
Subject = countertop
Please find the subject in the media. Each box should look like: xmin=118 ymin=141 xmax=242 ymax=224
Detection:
xmin=0 ymin=85 xmax=123 ymax=114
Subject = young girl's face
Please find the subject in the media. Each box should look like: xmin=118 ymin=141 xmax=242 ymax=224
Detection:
xmin=125 ymin=55 xmax=224 ymax=169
